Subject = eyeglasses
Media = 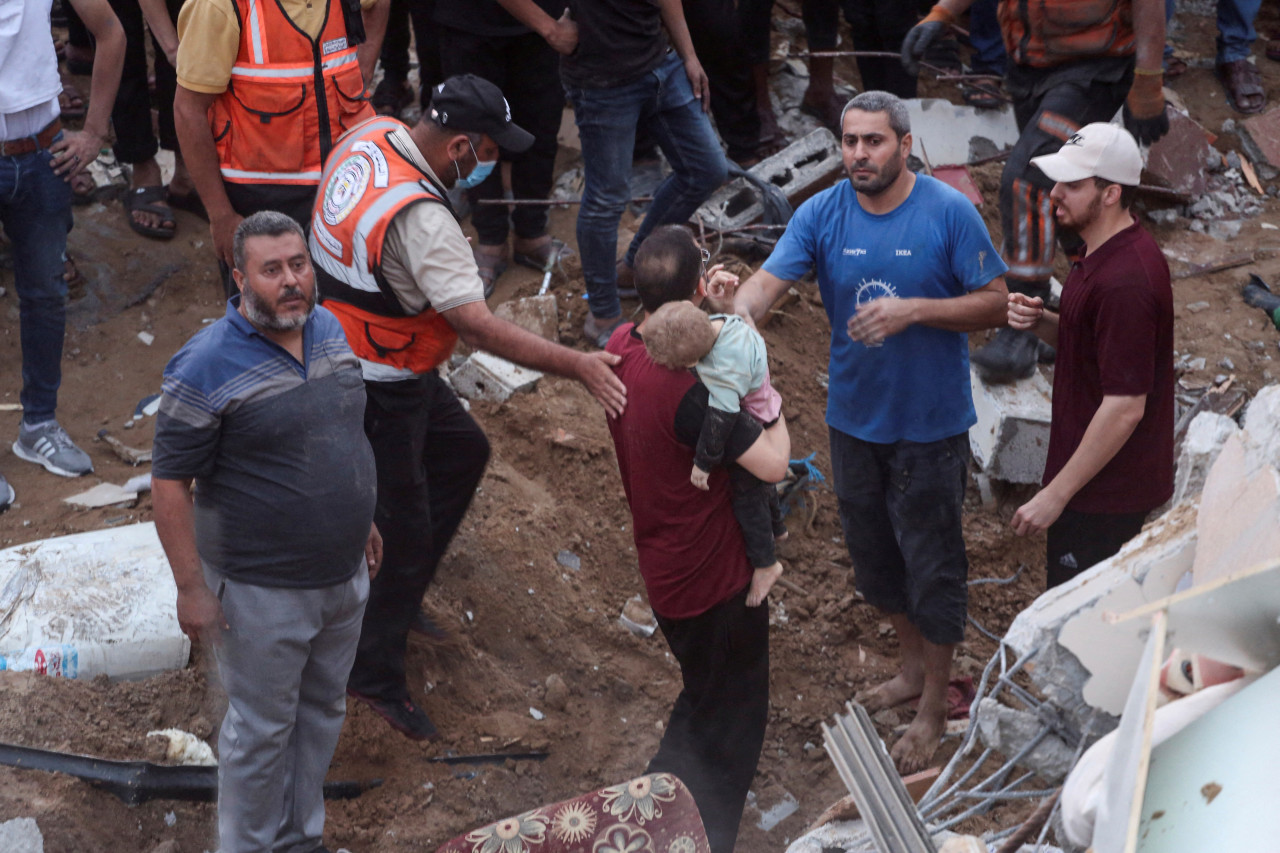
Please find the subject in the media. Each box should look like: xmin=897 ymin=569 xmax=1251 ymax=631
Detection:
xmin=699 ymin=246 xmax=711 ymax=282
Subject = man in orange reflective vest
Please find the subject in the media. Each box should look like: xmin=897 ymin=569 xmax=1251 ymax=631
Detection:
xmin=902 ymin=0 xmax=1168 ymax=383
xmin=173 ymin=0 xmax=388 ymax=295
xmin=311 ymin=74 xmax=627 ymax=740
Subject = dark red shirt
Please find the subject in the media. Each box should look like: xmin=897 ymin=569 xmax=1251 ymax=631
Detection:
xmin=606 ymin=325 xmax=755 ymax=620
xmin=1043 ymin=218 xmax=1174 ymax=514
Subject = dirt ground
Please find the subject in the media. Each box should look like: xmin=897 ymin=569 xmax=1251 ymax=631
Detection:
xmin=2 ymin=4 xmax=1280 ymax=852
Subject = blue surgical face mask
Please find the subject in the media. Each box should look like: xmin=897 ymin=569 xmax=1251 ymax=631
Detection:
xmin=454 ymin=138 xmax=496 ymax=189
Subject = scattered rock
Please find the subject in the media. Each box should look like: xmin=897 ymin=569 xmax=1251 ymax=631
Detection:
xmin=544 ymin=674 xmax=569 ymax=711
xmin=974 ymin=697 xmax=1077 ymax=783
xmin=555 ymin=550 xmax=581 ymax=572
xmin=148 ymin=841 xmax=182 ymax=853
xmin=1185 ymin=301 xmax=1211 ymax=314
xmin=619 ymin=594 xmax=657 ymax=638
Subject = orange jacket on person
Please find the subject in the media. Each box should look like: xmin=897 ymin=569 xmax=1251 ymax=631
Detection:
xmin=211 ymin=0 xmax=374 ymax=186
xmin=309 ymin=116 xmax=459 ymax=374
xmin=998 ymin=0 xmax=1136 ymax=67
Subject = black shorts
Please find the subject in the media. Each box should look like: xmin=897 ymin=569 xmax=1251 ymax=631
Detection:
xmin=1045 ymin=508 xmax=1147 ymax=590
xmin=830 ymin=428 xmax=970 ymax=646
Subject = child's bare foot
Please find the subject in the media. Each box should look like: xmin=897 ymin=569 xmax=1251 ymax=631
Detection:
xmin=854 ymin=672 xmax=923 ymax=713
xmin=890 ymin=701 xmax=948 ymax=774
xmin=746 ymin=561 xmax=783 ymax=606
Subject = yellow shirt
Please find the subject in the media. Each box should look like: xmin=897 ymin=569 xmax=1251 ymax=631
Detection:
xmin=176 ymin=0 xmax=377 ymax=94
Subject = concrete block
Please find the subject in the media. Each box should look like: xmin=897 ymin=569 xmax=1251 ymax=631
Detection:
xmin=0 ymin=817 xmax=43 ymax=853
xmin=975 ymin=697 xmax=1077 ymax=783
xmin=1170 ymin=411 xmax=1239 ymax=507
xmin=784 ymin=819 xmax=870 ymax=853
xmin=695 ymin=128 xmax=841 ymax=231
xmin=1146 ymin=107 xmax=1219 ymax=195
xmin=493 ymin=295 xmax=558 ymax=341
xmin=1240 ymin=106 xmax=1280 ymax=177
xmin=968 ymin=367 xmax=1053 ymax=484
xmin=1241 ymin=384 xmax=1280 ymax=468
xmin=906 ymin=98 xmax=1020 ymax=166
xmin=447 ymin=351 xmax=542 ymax=403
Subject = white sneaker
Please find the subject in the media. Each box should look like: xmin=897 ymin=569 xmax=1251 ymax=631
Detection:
xmin=0 ymin=472 xmax=13 ymax=510
xmin=12 ymin=420 xmax=94 ymax=477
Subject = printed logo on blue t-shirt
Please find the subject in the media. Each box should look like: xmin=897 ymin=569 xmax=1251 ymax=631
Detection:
xmin=855 ymin=278 xmax=897 ymax=307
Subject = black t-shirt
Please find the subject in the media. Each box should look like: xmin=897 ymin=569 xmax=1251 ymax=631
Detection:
xmin=433 ymin=0 xmax=562 ymax=38
xmin=560 ymin=0 xmax=668 ymax=90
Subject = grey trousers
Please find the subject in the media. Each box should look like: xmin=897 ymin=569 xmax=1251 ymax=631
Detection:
xmin=204 ymin=563 xmax=369 ymax=853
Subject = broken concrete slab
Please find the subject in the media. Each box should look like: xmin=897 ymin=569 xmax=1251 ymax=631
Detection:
xmin=493 ymin=295 xmax=558 ymax=341
xmin=1239 ymin=105 xmax=1280 ymax=179
xmin=975 ymin=697 xmax=1078 ymax=783
xmin=968 ymin=367 xmax=1053 ymax=484
xmin=1191 ymin=386 xmax=1280 ymax=586
xmin=447 ymin=351 xmax=542 ymax=403
xmin=0 ymin=817 xmax=42 ymax=853
xmin=906 ymin=98 xmax=1019 ymax=166
xmin=1169 ymin=411 xmax=1239 ymax=508
xmin=1146 ymin=107 xmax=1219 ymax=196
xmin=746 ymin=785 xmax=800 ymax=831
xmin=696 ymin=129 xmax=841 ymax=231
xmin=619 ymin=594 xmax=656 ymax=638
xmin=0 ymin=522 xmax=190 ymax=680
xmin=1003 ymin=505 xmax=1197 ymax=728
xmin=63 ymin=482 xmax=139 ymax=509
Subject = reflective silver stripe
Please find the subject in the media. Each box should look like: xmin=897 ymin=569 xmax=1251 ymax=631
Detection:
xmin=353 ymin=182 xmax=426 ymax=247
xmin=230 ymin=66 xmax=316 ymax=79
xmin=322 ymin=52 xmax=360 ymax=72
xmin=247 ymin=0 xmax=264 ymax=64
xmin=310 ymin=214 xmax=345 ymax=260
xmin=220 ymin=167 xmax=323 ymax=181
xmin=310 ymin=231 xmax=377 ymax=291
xmin=359 ymin=359 xmax=417 ymax=382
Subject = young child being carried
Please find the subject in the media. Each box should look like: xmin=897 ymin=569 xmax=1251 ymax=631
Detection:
xmin=644 ymin=295 xmax=787 ymax=606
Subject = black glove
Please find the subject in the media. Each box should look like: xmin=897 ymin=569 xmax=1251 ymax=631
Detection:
xmin=901 ymin=9 xmax=952 ymax=77
xmin=1122 ymin=73 xmax=1170 ymax=145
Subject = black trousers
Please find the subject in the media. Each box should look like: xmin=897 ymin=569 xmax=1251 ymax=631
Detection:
xmin=729 ymin=465 xmax=785 ymax=569
xmin=1045 ymin=508 xmax=1147 ymax=589
xmin=683 ymin=0 xmax=762 ymax=159
xmin=437 ymin=26 xmax=562 ymax=244
xmin=649 ymin=588 xmax=769 ymax=853
xmin=347 ymin=372 xmax=490 ymax=702
xmin=1000 ymin=61 xmax=1132 ymax=285
xmin=842 ymin=0 xmax=918 ymax=98
xmin=380 ymin=0 xmax=440 ymax=105
xmin=105 ymin=0 xmax=181 ymax=164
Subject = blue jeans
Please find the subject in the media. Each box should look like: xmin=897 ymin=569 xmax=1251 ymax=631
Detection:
xmin=0 ymin=133 xmax=71 ymax=423
xmin=567 ymin=51 xmax=728 ymax=320
xmin=968 ymin=0 xmax=1007 ymax=76
xmin=1218 ymin=0 xmax=1262 ymax=63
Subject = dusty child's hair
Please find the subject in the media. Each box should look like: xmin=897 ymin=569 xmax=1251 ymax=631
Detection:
xmin=644 ymin=301 xmax=717 ymax=369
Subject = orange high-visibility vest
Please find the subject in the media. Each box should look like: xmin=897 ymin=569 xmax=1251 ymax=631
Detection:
xmin=309 ymin=116 xmax=460 ymax=374
xmin=999 ymin=0 xmax=1135 ymax=67
xmin=209 ymin=0 xmax=375 ymax=186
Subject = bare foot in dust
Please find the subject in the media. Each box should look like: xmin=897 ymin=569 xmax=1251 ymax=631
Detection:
xmin=746 ymin=562 xmax=783 ymax=606
xmin=890 ymin=702 xmax=948 ymax=774
xmin=854 ymin=671 xmax=923 ymax=713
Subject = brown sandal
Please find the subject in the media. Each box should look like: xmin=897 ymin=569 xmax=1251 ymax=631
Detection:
xmin=1216 ymin=59 xmax=1266 ymax=114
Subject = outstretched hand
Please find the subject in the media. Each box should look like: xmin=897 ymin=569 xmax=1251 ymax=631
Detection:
xmin=701 ymin=263 xmax=740 ymax=314
xmin=1006 ymin=292 xmax=1044 ymax=332
xmin=579 ymin=350 xmax=627 ymax=417
xmin=546 ymin=7 xmax=578 ymax=55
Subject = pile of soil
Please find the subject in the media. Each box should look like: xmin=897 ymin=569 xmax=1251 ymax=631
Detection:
xmin=1 ymin=4 xmax=1279 ymax=850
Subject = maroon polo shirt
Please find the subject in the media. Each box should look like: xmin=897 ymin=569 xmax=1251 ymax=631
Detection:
xmin=1043 ymin=218 xmax=1174 ymax=514
xmin=606 ymin=325 xmax=755 ymax=620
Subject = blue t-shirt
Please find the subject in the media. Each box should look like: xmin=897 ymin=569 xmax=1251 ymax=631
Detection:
xmin=763 ymin=175 xmax=1007 ymax=444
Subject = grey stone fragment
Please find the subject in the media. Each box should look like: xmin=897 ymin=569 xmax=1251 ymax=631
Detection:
xmin=1171 ymin=412 xmax=1239 ymax=506
xmin=974 ymin=697 xmax=1078 ymax=783
xmin=0 ymin=818 xmax=43 ymax=853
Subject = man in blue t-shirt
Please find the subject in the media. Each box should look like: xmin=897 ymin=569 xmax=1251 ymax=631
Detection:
xmin=735 ymin=91 xmax=1008 ymax=774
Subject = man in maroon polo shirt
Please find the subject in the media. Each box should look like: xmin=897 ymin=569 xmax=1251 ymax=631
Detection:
xmin=605 ymin=225 xmax=791 ymax=853
xmin=1004 ymin=122 xmax=1173 ymax=588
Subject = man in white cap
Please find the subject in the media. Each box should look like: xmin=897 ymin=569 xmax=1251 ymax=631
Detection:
xmin=1005 ymin=122 xmax=1173 ymax=589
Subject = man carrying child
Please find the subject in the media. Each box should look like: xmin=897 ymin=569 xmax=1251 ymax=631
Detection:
xmin=604 ymin=225 xmax=791 ymax=853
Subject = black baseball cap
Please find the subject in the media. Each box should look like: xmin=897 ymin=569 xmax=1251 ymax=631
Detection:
xmin=427 ymin=74 xmax=535 ymax=153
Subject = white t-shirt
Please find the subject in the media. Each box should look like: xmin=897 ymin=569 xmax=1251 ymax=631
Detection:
xmin=0 ymin=0 xmax=61 ymax=138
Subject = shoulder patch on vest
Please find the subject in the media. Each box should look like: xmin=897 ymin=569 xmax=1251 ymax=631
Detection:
xmin=322 ymin=154 xmax=372 ymax=226
xmin=352 ymin=140 xmax=391 ymax=188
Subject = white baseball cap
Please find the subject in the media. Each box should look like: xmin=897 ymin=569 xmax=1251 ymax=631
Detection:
xmin=1030 ymin=122 xmax=1143 ymax=187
